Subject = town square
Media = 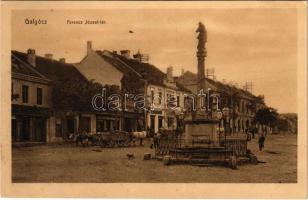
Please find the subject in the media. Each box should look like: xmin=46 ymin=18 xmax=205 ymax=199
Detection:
xmin=9 ymin=8 xmax=298 ymax=184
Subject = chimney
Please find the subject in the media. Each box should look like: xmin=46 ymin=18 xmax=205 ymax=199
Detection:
xmin=87 ymin=41 xmax=92 ymax=55
xmin=166 ymin=66 xmax=174 ymax=82
xmin=45 ymin=53 xmax=53 ymax=59
xmin=59 ymin=58 xmax=66 ymax=63
xmin=27 ymin=49 xmax=36 ymax=67
xmin=120 ymin=50 xmax=130 ymax=59
xmin=133 ymin=51 xmax=142 ymax=62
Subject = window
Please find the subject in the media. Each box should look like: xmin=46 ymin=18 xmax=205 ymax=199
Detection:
xmin=167 ymin=94 xmax=176 ymax=108
xmin=37 ymin=88 xmax=43 ymax=105
xmin=22 ymin=85 xmax=29 ymax=103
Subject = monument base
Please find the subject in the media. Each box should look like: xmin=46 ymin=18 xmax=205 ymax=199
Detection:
xmin=183 ymin=119 xmax=220 ymax=147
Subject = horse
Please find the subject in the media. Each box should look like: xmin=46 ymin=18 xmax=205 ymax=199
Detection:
xmin=132 ymin=131 xmax=147 ymax=146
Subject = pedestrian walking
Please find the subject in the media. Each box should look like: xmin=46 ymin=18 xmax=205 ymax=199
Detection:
xmin=153 ymin=132 xmax=161 ymax=149
xmin=258 ymin=132 xmax=266 ymax=151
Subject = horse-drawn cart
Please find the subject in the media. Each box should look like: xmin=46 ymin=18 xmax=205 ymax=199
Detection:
xmin=99 ymin=131 xmax=132 ymax=148
xmin=76 ymin=131 xmax=132 ymax=148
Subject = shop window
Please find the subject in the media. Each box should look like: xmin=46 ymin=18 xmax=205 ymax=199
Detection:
xmin=96 ymin=120 xmax=104 ymax=132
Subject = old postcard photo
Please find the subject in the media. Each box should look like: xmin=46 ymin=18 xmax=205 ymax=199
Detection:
xmin=1 ymin=1 xmax=307 ymax=198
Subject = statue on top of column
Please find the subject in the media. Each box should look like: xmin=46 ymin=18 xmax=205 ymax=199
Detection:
xmin=196 ymin=22 xmax=207 ymax=55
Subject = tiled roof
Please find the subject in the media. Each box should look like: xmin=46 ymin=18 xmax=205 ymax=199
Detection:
xmin=96 ymin=50 xmax=191 ymax=92
xmin=113 ymin=53 xmax=165 ymax=86
xmin=12 ymin=50 xmax=88 ymax=82
xmin=177 ymin=71 xmax=263 ymax=101
xmin=175 ymin=82 xmax=192 ymax=93
xmin=12 ymin=53 xmax=47 ymax=79
xmin=95 ymin=50 xmax=142 ymax=77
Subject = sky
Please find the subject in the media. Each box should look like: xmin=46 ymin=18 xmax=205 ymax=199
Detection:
xmin=12 ymin=8 xmax=298 ymax=113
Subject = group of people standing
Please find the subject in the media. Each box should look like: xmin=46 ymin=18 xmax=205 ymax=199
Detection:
xmin=245 ymin=127 xmax=266 ymax=151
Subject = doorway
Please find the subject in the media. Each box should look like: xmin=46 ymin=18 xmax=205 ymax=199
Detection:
xmin=124 ymin=118 xmax=132 ymax=132
xmin=79 ymin=116 xmax=91 ymax=133
xmin=150 ymin=115 xmax=155 ymax=133
xmin=21 ymin=117 xmax=30 ymax=141
xmin=32 ymin=117 xmax=46 ymax=142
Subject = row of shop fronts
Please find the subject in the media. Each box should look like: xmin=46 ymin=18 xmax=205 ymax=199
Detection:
xmin=12 ymin=103 xmax=181 ymax=143
xmin=11 ymin=104 xmax=146 ymax=143
xmin=11 ymin=105 xmax=49 ymax=143
xmin=11 ymin=49 xmax=187 ymax=144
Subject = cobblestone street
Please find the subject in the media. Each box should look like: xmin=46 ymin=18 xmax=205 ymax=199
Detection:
xmin=12 ymin=134 xmax=297 ymax=183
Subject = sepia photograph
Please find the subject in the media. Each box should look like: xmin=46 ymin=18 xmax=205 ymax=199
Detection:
xmin=1 ymin=1 xmax=307 ymax=198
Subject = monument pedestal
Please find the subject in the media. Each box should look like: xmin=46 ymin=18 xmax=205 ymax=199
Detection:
xmin=183 ymin=118 xmax=219 ymax=147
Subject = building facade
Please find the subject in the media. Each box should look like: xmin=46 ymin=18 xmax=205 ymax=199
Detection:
xmin=12 ymin=49 xmax=95 ymax=143
xmin=11 ymin=52 xmax=52 ymax=143
xmin=75 ymin=41 xmax=191 ymax=134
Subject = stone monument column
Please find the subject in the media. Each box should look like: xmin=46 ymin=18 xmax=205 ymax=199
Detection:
xmin=195 ymin=22 xmax=209 ymax=120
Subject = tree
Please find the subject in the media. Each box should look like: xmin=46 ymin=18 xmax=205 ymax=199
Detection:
xmin=51 ymin=77 xmax=120 ymax=116
xmin=52 ymin=77 xmax=101 ymax=113
xmin=276 ymin=118 xmax=289 ymax=132
xmin=254 ymin=107 xmax=278 ymax=129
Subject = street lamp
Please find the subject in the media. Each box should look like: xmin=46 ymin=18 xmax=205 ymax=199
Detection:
xmin=222 ymin=107 xmax=230 ymax=159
